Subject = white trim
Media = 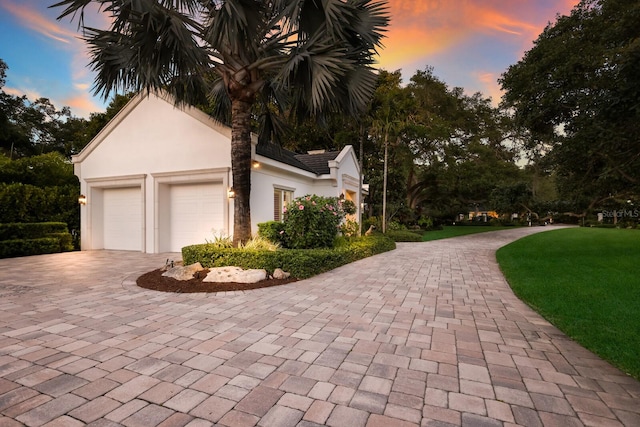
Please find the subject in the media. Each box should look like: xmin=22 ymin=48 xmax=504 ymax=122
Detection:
xmin=83 ymin=174 xmax=147 ymax=252
xmin=342 ymin=174 xmax=360 ymax=190
xmin=272 ymin=183 xmax=296 ymax=192
xmin=85 ymin=174 xmax=147 ymax=185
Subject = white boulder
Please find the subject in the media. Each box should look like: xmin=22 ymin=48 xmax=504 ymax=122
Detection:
xmin=204 ymin=266 xmax=268 ymax=283
xmin=272 ymin=268 xmax=290 ymax=279
xmin=161 ymin=262 xmax=203 ymax=281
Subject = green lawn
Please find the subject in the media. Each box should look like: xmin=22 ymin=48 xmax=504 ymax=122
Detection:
xmin=422 ymin=225 xmax=517 ymax=242
xmin=496 ymin=227 xmax=640 ymax=380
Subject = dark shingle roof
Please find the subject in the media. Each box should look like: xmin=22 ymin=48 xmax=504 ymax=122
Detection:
xmin=256 ymin=142 xmax=340 ymax=175
xmin=293 ymin=151 xmax=340 ymax=175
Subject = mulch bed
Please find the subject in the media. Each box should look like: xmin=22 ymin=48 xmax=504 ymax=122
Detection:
xmin=136 ymin=268 xmax=298 ymax=293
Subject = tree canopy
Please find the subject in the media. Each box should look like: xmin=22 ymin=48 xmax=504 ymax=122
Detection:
xmin=358 ymin=68 xmax=524 ymax=226
xmin=500 ymin=0 xmax=640 ymax=213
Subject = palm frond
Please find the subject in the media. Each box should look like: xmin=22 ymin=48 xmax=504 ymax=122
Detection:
xmin=344 ymin=66 xmax=379 ymax=116
xmin=347 ymin=0 xmax=389 ymax=49
xmin=206 ymin=77 xmax=232 ymax=123
xmin=55 ymin=0 xmax=389 ymax=134
xmin=74 ymin=1 xmax=210 ymax=104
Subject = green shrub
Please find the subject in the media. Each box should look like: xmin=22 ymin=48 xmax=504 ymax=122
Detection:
xmin=183 ymin=235 xmax=395 ymax=279
xmin=257 ymin=221 xmax=285 ymax=245
xmin=282 ymin=195 xmax=355 ymax=249
xmin=340 ymin=219 xmax=359 ymax=237
xmin=363 ymin=216 xmax=380 ymax=231
xmin=387 ymin=220 xmax=406 ymax=232
xmin=0 ymin=222 xmax=74 ymax=257
xmin=48 ymin=232 xmax=74 ymax=252
xmin=0 ymin=152 xmax=78 ymax=188
xmin=0 ymin=222 xmax=69 ymax=240
xmin=417 ymin=215 xmax=433 ymax=230
xmin=0 ymin=183 xmax=80 ymax=232
xmin=385 ymin=230 xmax=423 ymax=242
xmin=0 ymin=238 xmax=61 ymax=258
xmin=489 ymin=218 xmax=517 ymax=227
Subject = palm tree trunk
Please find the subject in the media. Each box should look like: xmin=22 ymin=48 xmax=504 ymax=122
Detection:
xmin=231 ymin=98 xmax=253 ymax=246
xmin=359 ymin=123 xmax=365 ymax=236
xmin=382 ymin=136 xmax=388 ymax=233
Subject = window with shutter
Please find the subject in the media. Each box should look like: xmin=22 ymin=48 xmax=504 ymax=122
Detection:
xmin=273 ymin=188 xmax=293 ymax=221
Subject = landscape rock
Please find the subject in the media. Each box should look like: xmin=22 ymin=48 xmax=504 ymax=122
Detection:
xmin=162 ymin=262 xmax=203 ymax=280
xmin=272 ymin=268 xmax=290 ymax=279
xmin=204 ymin=266 xmax=268 ymax=284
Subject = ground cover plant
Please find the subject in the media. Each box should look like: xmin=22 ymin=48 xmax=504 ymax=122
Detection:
xmin=422 ymin=225 xmax=518 ymax=242
xmin=496 ymin=227 xmax=640 ymax=380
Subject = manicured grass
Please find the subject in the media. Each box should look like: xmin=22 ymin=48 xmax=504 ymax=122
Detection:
xmin=422 ymin=225 xmax=517 ymax=242
xmin=497 ymin=228 xmax=640 ymax=380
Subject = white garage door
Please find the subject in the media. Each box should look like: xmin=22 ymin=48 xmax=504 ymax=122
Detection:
xmin=103 ymin=187 xmax=142 ymax=251
xmin=169 ymin=183 xmax=223 ymax=252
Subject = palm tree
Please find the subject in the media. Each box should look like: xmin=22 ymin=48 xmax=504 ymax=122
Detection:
xmin=369 ymin=71 xmax=407 ymax=232
xmin=53 ymin=0 xmax=389 ymax=245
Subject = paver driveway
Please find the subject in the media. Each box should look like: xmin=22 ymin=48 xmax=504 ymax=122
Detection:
xmin=0 ymin=227 xmax=638 ymax=427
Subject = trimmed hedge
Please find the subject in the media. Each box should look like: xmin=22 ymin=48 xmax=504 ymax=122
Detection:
xmin=183 ymin=235 xmax=396 ymax=279
xmin=0 ymin=222 xmax=74 ymax=258
xmin=0 ymin=238 xmax=61 ymax=258
xmin=0 ymin=222 xmax=70 ymax=240
xmin=385 ymin=230 xmax=424 ymax=242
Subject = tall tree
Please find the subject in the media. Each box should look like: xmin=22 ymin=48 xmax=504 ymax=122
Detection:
xmin=500 ymin=0 xmax=640 ymax=213
xmin=54 ymin=0 xmax=389 ymax=245
xmin=1 ymin=61 xmax=75 ymax=159
xmin=400 ymin=68 xmax=520 ymax=219
xmin=369 ymin=70 xmax=408 ymax=231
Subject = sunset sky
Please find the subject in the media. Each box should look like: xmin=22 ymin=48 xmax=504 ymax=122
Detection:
xmin=0 ymin=0 xmax=579 ymax=118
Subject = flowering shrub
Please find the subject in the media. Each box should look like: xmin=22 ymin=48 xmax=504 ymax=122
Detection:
xmin=282 ymin=195 xmax=355 ymax=249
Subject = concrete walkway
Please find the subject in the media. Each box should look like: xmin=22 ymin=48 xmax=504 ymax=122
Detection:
xmin=0 ymin=227 xmax=638 ymax=427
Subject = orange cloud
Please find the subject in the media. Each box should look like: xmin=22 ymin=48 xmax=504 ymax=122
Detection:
xmin=63 ymin=93 xmax=102 ymax=118
xmin=1 ymin=1 xmax=77 ymax=45
xmin=1 ymin=1 xmax=107 ymax=114
xmin=376 ymin=25 xmax=463 ymax=71
xmin=476 ymin=71 xmax=503 ymax=104
xmin=3 ymin=86 xmax=41 ymax=100
xmin=377 ymin=0 xmax=580 ymax=92
xmin=474 ymin=7 xmax=538 ymax=37
xmin=4 ymin=84 xmax=99 ymax=118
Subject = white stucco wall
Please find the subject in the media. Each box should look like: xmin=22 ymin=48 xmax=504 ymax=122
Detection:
xmin=74 ymin=93 xmax=233 ymax=252
xmin=74 ymin=93 xmax=363 ymax=252
xmin=251 ymin=145 xmax=362 ymax=229
xmin=250 ymin=161 xmax=317 ymax=227
xmin=75 ymin=94 xmax=232 ymax=178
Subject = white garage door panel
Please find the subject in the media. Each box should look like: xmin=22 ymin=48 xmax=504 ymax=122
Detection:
xmin=169 ymin=183 xmax=223 ymax=251
xmin=103 ymin=187 xmax=142 ymax=250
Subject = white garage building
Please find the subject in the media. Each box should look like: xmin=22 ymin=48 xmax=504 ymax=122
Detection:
xmin=72 ymin=92 xmax=363 ymax=253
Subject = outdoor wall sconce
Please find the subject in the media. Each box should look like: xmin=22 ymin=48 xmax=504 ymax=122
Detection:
xmin=252 ymin=160 xmax=260 ymax=168
xmin=227 ymin=188 xmax=235 ymax=199
xmin=78 ymin=194 xmax=87 ymax=205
